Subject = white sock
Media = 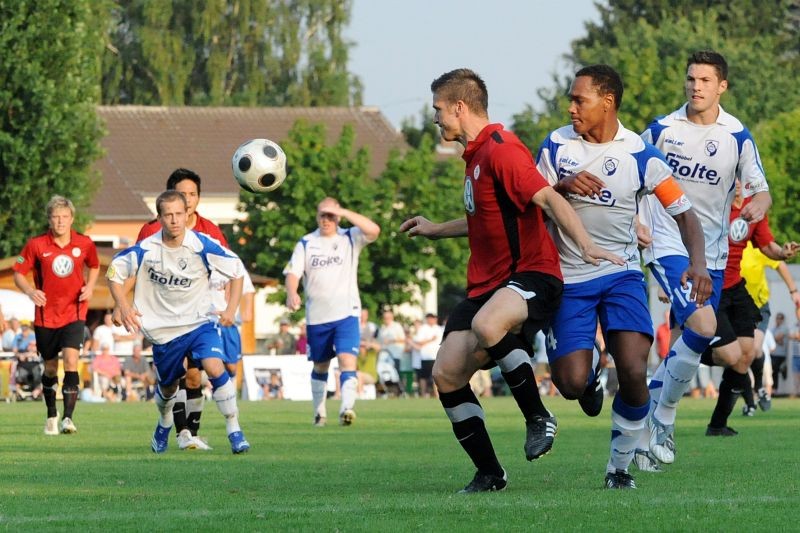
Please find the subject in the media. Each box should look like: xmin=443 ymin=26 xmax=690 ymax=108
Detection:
xmin=156 ymin=386 xmax=177 ymax=428
xmin=311 ymin=374 xmax=328 ymax=418
xmin=649 ymin=361 xmax=665 ymax=405
xmin=608 ymin=397 xmax=649 ymax=473
xmin=654 ymin=329 xmax=709 ymax=425
xmin=212 ymin=380 xmax=241 ymax=434
xmin=340 ymin=371 xmax=358 ymax=413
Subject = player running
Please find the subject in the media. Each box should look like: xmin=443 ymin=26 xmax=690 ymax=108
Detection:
xmin=108 ymin=190 xmax=250 ymax=454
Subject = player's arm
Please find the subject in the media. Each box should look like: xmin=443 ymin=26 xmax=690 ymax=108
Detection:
xmin=218 ymin=276 xmax=243 ymax=327
xmin=80 ymin=266 xmax=100 ymax=302
xmin=738 ymin=191 xmax=772 ymax=224
xmin=108 ymin=279 xmax=141 ymax=334
xmin=532 ymin=186 xmax=624 ymax=266
xmin=14 ymin=272 xmax=46 ymax=307
xmin=551 ymin=170 xmax=606 ymax=198
xmin=286 ymin=273 xmax=302 ymax=311
xmin=332 ymin=206 xmax=381 ymax=242
xmin=775 ymin=261 xmax=800 ymax=310
xmin=759 ymin=240 xmax=800 ymax=262
xmin=399 ymin=216 xmax=468 ymax=239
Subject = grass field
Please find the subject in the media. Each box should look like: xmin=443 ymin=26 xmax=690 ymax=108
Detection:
xmin=0 ymin=396 xmax=798 ymax=531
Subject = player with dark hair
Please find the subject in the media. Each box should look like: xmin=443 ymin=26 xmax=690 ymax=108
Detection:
xmin=13 ymin=195 xmax=100 ymax=435
xmin=109 ymin=190 xmax=249 ymax=454
xmin=400 ymin=68 xmax=622 ymax=493
xmin=536 ymin=64 xmax=710 ymax=489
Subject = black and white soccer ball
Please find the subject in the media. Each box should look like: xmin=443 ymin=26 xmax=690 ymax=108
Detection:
xmin=231 ymin=138 xmax=287 ymax=193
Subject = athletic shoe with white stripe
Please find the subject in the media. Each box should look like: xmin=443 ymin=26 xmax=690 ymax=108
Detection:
xmin=633 ymin=449 xmax=663 ymax=473
xmin=604 ymin=469 xmax=636 ymax=489
xmin=60 ymin=417 xmax=77 ymax=434
xmin=525 ymin=411 xmax=557 ymax=461
xmin=44 ymin=415 xmax=59 ymax=436
xmin=648 ymin=414 xmax=675 ymax=464
xmin=228 ymin=431 xmax=250 ymax=454
xmin=151 ymin=424 xmax=171 ymax=454
xmin=459 ymin=468 xmax=508 ymax=493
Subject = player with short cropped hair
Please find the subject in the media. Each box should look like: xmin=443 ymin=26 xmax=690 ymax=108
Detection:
xmin=634 ymin=51 xmax=772 ymax=467
xmin=13 ymin=195 xmax=100 ymax=435
xmin=108 ymin=190 xmax=249 ymax=454
xmin=285 ymin=197 xmax=380 ymax=428
xmin=536 ymin=64 xmax=710 ymax=489
xmin=401 ymin=68 xmax=622 ymax=493
xmin=133 ymin=168 xmax=229 ymax=450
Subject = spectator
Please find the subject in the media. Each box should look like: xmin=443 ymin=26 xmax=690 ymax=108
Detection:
xmin=12 ymin=321 xmax=37 ymax=355
xmin=770 ymin=313 xmax=789 ymax=392
xmin=91 ymin=343 xmax=122 ymax=402
xmin=295 ymin=321 xmax=308 ymax=356
xmin=123 ymin=339 xmax=155 ymax=401
xmin=376 ymin=309 xmax=406 ymax=384
xmin=267 ymin=318 xmax=298 ymax=355
xmin=360 ymin=309 xmax=378 ymax=347
xmin=411 ymin=313 xmax=443 ymax=398
xmin=655 ymin=309 xmax=672 ymax=360
xmin=14 ymin=340 xmax=43 ymax=400
xmin=3 ymin=317 xmax=21 ymax=351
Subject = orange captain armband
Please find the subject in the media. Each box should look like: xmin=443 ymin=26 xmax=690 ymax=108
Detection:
xmin=653 ymin=177 xmax=686 ymax=208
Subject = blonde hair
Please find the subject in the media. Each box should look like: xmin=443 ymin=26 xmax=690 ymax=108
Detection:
xmin=46 ymin=195 xmax=75 ymax=218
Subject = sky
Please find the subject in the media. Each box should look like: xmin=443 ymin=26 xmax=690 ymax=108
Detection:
xmin=345 ymin=0 xmax=602 ymax=130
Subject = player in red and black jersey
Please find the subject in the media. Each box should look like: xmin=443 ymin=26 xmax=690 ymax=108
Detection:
xmin=400 ymin=68 xmax=621 ymax=493
xmin=13 ymin=195 xmax=100 ymax=435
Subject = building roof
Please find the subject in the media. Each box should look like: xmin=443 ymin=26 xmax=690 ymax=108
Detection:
xmin=91 ymin=106 xmax=407 ymax=220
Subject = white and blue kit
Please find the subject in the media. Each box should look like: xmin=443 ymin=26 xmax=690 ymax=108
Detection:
xmin=209 ymin=270 xmax=256 ymax=366
xmin=640 ymin=104 xmax=769 ymax=323
xmin=536 ymin=123 xmax=691 ymax=360
xmin=108 ymin=230 xmax=245 ymax=384
xmin=283 ymin=226 xmax=371 ymax=362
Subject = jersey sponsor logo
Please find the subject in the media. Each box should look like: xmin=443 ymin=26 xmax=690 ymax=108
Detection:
xmin=665 ymin=152 xmax=720 ymax=185
xmin=704 ymin=140 xmax=719 ymax=157
xmin=464 ymin=178 xmax=476 ymax=215
xmin=147 ymin=266 xmax=193 ymax=287
xmin=71 ymin=247 xmax=81 ymax=258
xmin=16 ymin=256 xmax=24 ymax=263
xmin=106 ymin=265 xmax=116 ymax=280
xmin=178 ymin=258 xmax=188 ymax=270
xmin=42 ymin=252 xmax=53 ymax=257
xmin=52 ymin=254 xmax=75 ymax=278
xmin=566 ymin=188 xmax=616 ymax=207
xmin=473 ymin=164 xmax=480 ymax=180
xmin=664 ymin=137 xmax=684 ymax=147
xmin=309 ymin=255 xmax=343 ymax=268
xmin=602 ymin=157 xmax=619 ymax=176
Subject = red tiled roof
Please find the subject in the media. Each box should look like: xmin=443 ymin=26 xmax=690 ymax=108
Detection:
xmin=91 ymin=106 xmax=407 ymax=220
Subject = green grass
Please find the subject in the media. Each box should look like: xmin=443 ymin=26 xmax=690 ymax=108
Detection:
xmin=0 ymin=396 xmax=798 ymax=531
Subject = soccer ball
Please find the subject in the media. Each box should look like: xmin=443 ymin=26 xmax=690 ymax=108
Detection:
xmin=231 ymin=138 xmax=287 ymax=193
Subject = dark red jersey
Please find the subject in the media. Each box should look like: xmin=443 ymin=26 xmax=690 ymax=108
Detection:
xmin=136 ymin=212 xmax=229 ymax=246
xmin=13 ymin=230 xmax=99 ymax=328
xmin=462 ymin=124 xmax=562 ymax=297
xmin=724 ymin=198 xmax=773 ymax=289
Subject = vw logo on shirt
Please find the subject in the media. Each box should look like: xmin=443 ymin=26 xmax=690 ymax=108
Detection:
xmin=52 ymin=254 xmax=75 ymax=278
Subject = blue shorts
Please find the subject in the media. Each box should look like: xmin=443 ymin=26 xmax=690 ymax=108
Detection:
xmin=307 ymin=316 xmax=360 ymax=363
xmin=648 ymin=255 xmax=723 ymax=326
xmin=546 ymin=270 xmax=652 ymax=362
xmin=152 ymin=322 xmax=225 ymax=385
xmin=219 ymin=324 xmax=242 ymax=364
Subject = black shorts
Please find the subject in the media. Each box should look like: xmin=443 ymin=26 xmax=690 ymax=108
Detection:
xmin=444 ymin=271 xmax=563 ymax=347
xmin=34 ymin=321 xmax=85 ymax=361
xmin=710 ymin=280 xmax=761 ymax=348
xmin=416 ymin=360 xmax=435 ymax=380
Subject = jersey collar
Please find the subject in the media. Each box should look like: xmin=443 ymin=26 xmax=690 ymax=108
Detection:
xmin=676 ymin=103 xmax=734 ymax=126
xmin=462 ymin=123 xmax=504 ymax=162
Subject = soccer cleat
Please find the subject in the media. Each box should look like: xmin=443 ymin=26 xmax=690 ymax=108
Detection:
xmin=151 ymin=424 xmax=171 ymax=453
xmin=705 ymin=425 xmax=738 ymax=437
xmin=648 ymin=414 xmax=675 ymax=464
xmin=757 ymin=389 xmax=772 ymax=412
xmin=191 ymin=436 xmax=212 ymax=451
xmin=313 ymin=415 xmax=327 ymax=427
xmin=604 ymin=469 xmax=636 ymax=489
xmin=60 ymin=417 xmax=77 ymax=434
xmin=524 ymin=411 xmax=557 ymax=461
xmin=458 ymin=469 xmax=508 ymax=493
xmin=633 ymin=449 xmax=664 ymax=473
xmin=339 ymin=409 xmax=356 ymax=426
xmin=228 ymin=431 xmax=250 ymax=454
xmin=578 ymin=362 xmax=604 ymax=417
xmin=741 ymin=405 xmax=756 ymax=417
xmin=177 ymin=429 xmax=201 ymax=450
xmin=44 ymin=416 xmax=59 ymax=436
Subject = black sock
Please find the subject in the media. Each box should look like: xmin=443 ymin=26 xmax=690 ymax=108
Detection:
xmin=186 ymin=387 xmax=203 ymax=436
xmin=741 ymin=373 xmax=755 ymax=409
xmin=486 ymin=333 xmax=547 ymax=420
xmin=751 ymin=356 xmax=765 ymax=392
xmin=62 ymin=371 xmax=80 ymax=419
xmin=439 ymin=386 xmax=503 ymax=477
xmin=42 ymin=374 xmax=58 ymax=418
xmin=173 ymin=379 xmax=188 ymax=432
xmin=710 ymin=368 xmax=748 ymax=428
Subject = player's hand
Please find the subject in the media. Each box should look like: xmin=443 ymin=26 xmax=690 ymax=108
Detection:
xmin=79 ymin=284 xmax=94 ymax=302
xmin=286 ymin=292 xmax=301 ymax=312
xmin=557 ymin=171 xmax=605 ymax=198
xmin=636 ymin=219 xmax=653 ymax=249
xmin=579 ymin=243 xmax=625 ymax=266
xmin=216 ymin=310 xmax=236 ymax=327
xmin=26 ymin=289 xmax=47 ymax=307
xmin=738 ymin=201 xmax=767 ymax=224
xmin=116 ymin=305 xmax=142 ymax=334
xmin=399 ymin=216 xmax=436 ymax=238
xmin=791 ymin=290 xmax=800 ymax=310
xmin=657 ymin=286 xmax=670 ymax=304
xmin=681 ymin=264 xmax=712 ymax=306
xmin=781 ymin=241 xmax=799 ymax=260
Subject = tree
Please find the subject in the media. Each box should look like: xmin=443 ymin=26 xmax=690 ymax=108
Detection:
xmin=753 ymin=107 xmax=800 ymax=247
xmin=0 ymin=0 xmax=106 ymax=257
xmin=101 ymin=0 xmax=361 ymax=107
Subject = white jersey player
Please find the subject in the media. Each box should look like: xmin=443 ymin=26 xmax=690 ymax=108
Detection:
xmin=284 ymin=197 xmax=380 ymax=427
xmin=633 ymin=51 xmax=772 ymax=471
xmin=108 ymin=190 xmax=250 ymax=455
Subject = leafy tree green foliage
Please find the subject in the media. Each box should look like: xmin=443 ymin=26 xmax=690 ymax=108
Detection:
xmin=753 ymin=108 xmax=800 ymax=247
xmin=0 ymin=0 xmax=106 ymax=257
xmin=513 ymin=0 xmax=800 ymax=149
xmin=102 ymin=0 xmax=361 ymax=106
xmin=232 ymin=123 xmax=468 ymax=317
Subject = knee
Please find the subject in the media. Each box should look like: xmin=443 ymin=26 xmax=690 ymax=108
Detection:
xmin=551 ymin=370 xmax=585 ymax=400
xmin=432 ymin=361 xmax=465 ymax=393
xmin=185 ymin=370 xmax=203 ymax=388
